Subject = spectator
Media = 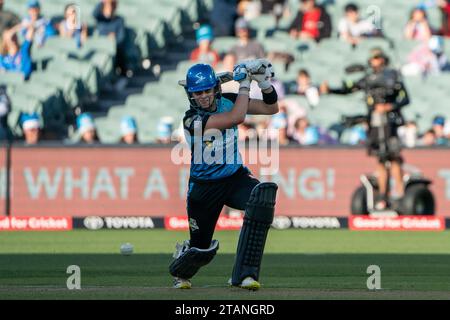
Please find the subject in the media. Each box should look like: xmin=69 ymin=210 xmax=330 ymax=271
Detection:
xmin=0 ymin=84 xmax=10 ymax=140
xmin=238 ymin=119 xmax=258 ymax=142
xmin=289 ymin=0 xmax=332 ymax=42
xmin=286 ymin=69 xmax=320 ymax=107
xmin=58 ymin=3 xmax=88 ymax=48
xmin=282 ymin=98 xmax=306 ymax=133
xmin=291 ymin=116 xmax=320 ymax=145
xmin=0 ymin=24 xmax=34 ymax=79
xmin=93 ymin=0 xmax=128 ymax=76
xmin=268 ymin=106 xmax=290 ymax=145
xmin=77 ymin=113 xmax=99 ymax=144
xmin=431 ymin=115 xmax=449 ymax=145
xmin=438 ymin=0 xmax=450 ymax=37
xmin=155 ymin=117 xmax=173 ymax=144
xmin=20 ymin=112 xmax=41 ymax=145
xmin=341 ymin=122 xmax=368 ymax=145
xmin=404 ymin=7 xmax=432 ymax=41
xmin=402 ymin=35 xmax=449 ymax=76
xmin=20 ymin=0 xmax=56 ymax=47
xmin=338 ymin=3 xmax=380 ymax=46
xmin=210 ymin=0 xmax=237 ymax=37
xmin=237 ymin=0 xmax=261 ymax=21
xmin=398 ymin=121 xmax=418 ymax=148
xmin=418 ymin=129 xmax=436 ymax=146
xmin=223 ymin=17 xmax=265 ymax=72
xmin=428 ymin=35 xmax=450 ymax=71
xmin=260 ymin=0 xmax=287 ymax=28
xmin=190 ymin=25 xmax=220 ymax=68
xmin=120 ymin=116 xmax=139 ymax=144
xmin=0 ymin=0 xmax=20 ymax=37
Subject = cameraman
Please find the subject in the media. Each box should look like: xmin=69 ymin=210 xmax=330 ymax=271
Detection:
xmin=321 ymin=48 xmax=410 ymax=210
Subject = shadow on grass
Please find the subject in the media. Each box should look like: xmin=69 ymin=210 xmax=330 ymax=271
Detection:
xmin=0 ymin=254 xmax=449 ymax=299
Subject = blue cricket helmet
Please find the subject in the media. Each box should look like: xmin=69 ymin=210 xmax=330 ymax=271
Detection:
xmin=184 ymin=63 xmax=221 ymax=108
xmin=186 ymin=63 xmax=219 ymax=92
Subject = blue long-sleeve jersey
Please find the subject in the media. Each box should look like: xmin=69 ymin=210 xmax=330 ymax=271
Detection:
xmin=0 ymin=40 xmax=33 ymax=79
xmin=183 ymin=93 xmax=244 ymax=181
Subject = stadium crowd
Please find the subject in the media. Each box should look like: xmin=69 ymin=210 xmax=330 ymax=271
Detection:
xmin=0 ymin=0 xmax=450 ymax=146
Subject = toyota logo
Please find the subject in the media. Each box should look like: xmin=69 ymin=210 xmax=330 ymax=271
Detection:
xmin=83 ymin=216 xmax=104 ymax=230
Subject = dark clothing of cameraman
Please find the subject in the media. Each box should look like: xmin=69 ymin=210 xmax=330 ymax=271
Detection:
xmin=328 ymin=68 xmax=410 ymax=161
xmin=323 ymin=48 xmax=409 ymax=210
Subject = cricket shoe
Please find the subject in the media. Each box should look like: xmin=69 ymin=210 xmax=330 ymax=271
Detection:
xmin=228 ymin=277 xmax=261 ymax=291
xmin=173 ymin=277 xmax=192 ymax=289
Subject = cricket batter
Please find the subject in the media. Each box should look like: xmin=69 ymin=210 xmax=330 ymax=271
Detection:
xmin=169 ymin=60 xmax=279 ymax=290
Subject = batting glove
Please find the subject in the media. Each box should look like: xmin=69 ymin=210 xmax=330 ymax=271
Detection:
xmin=244 ymin=59 xmax=275 ymax=90
xmin=233 ymin=63 xmax=251 ymax=90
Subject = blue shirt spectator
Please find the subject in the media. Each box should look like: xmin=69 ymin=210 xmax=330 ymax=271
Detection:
xmin=0 ymin=26 xmax=34 ymax=79
xmin=432 ymin=115 xmax=449 ymax=145
xmin=20 ymin=0 xmax=56 ymax=47
xmin=292 ymin=117 xmax=320 ymax=145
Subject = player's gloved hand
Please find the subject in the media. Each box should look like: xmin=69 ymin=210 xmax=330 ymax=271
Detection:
xmin=244 ymin=59 xmax=275 ymax=90
xmin=233 ymin=63 xmax=251 ymax=90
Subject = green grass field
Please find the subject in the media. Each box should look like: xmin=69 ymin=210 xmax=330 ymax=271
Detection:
xmin=0 ymin=230 xmax=450 ymax=300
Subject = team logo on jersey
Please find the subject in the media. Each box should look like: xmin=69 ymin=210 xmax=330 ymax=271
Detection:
xmin=184 ymin=115 xmax=202 ymax=130
xmin=189 ymin=218 xmax=199 ymax=232
xmin=195 ymin=72 xmax=206 ymax=84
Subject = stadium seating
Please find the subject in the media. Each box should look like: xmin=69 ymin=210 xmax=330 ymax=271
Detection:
xmin=1 ymin=0 xmax=449 ymax=144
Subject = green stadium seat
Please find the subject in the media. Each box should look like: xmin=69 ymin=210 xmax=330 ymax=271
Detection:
xmin=9 ymin=93 xmax=42 ymax=114
xmin=7 ymin=110 xmax=23 ymax=136
xmin=86 ymin=51 xmax=114 ymax=81
xmin=83 ymin=37 xmax=117 ymax=57
xmin=29 ymin=70 xmax=80 ymax=108
xmin=95 ymin=117 xmax=122 ymax=144
xmin=107 ymin=105 xmax=144 ymax=119
xmin=0 ymin=73 xmax=25 ymax=94
xmin=213 ymin=37 xmax=238 ymax=55
xmin=47 ymin=58 xmax=99 ymax=97
xmin=13 ymin=82 xmax=67 ymax=134
xmin=249 ymin=15 xmax=277 ymax=41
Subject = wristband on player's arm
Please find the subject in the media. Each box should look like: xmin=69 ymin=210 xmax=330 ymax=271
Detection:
xmin=238 ymin=86 xmax=250 ymax=96
xmin=262 ymin=86 xmax=278 ymax=105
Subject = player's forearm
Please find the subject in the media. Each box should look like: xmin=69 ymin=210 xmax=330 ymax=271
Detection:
xmin=230 ymin=87 xmax=250 ymax=124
